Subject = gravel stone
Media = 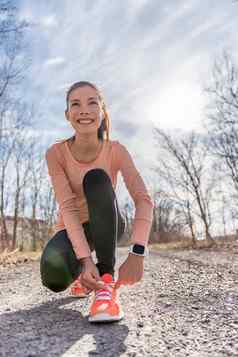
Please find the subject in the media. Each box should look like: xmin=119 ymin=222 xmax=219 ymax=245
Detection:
xmin=0 ymin=245 xmax=238 ymax=356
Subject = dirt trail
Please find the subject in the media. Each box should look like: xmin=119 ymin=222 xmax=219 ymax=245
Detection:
xmin=0 ymin=246 xmax=238 ymax=356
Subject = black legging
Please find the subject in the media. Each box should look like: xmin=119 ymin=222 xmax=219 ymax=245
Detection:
xmin=40 ymin=168 xmax=126 ymax=292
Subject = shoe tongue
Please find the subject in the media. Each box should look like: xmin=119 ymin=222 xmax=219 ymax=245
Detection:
xmin=101 ymin=273 xmax=113 ymax=284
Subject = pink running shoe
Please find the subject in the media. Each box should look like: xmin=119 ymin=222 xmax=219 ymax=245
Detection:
xmin=70 ymin=274 xmax=92 ymax=298
xmin=88 ymin=273 xmax=124 ymax=322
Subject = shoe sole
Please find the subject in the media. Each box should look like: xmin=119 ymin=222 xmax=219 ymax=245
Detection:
xmin=70 ymin=290 xmax=92 ymax=298
xmin=88 ymin=310 xmax=124 ymax=323
xmin=70 ymin=294 xmax=89 ymax=298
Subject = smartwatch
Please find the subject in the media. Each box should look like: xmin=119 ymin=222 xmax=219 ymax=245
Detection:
xmin=129 ymin=244 xmax=149 ymax=257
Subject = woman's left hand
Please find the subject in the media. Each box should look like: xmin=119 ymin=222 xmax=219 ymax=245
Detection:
xmin=114 ymin=253 xmax=144 ymax=289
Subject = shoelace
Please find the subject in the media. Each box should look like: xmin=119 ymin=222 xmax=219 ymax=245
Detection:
xmin=95 ymin=283 xmax=114 ymax=301
xmin=72 ymin=278 xmax=90 ymax=292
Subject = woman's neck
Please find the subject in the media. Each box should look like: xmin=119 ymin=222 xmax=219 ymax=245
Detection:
xmin=71 ymin=135 xmax=101 ymax=155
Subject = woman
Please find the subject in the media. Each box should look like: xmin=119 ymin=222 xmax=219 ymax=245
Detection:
xmin=40 ymin=81 xmax=154 ymax=323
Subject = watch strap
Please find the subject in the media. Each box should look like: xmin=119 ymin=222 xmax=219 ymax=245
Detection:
xmin=129 ymin=243 xmax=149 ymax=257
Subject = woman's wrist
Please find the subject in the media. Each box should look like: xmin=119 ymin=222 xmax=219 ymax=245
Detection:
xmin=79 ymin=256 xmax=93 ymax=265
xmin=128 ymin=253 xmax=145 ymax=260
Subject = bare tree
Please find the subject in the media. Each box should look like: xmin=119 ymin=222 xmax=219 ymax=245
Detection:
xmin=0 ymin=99 xmax=37 ymax=250
xmin=11 ymin=131 xmax=35 ymax=250
xmin=0 ymin=124 xmax=16 ymax=249
xmin=0 ymin=3 xmax=42 ymax=252
xmin=0 ymin=1 xmax=31 ymax=100
xmin=38 ymin=185 xmax=57 ymax=248
xmin=150 ymin=188 xmax=191 ymax=243
xmin=0 ymin=124 xmax=29 ymax=250
xmin=204 ymin=50 xmax=238 ymax=192
xmin=120 ymin=198 xmax=134 ymax=244
xmin=28 ymin=143 xmax=47 ymax=251
xmin=152 ymin=128 xmax=216 ymax=244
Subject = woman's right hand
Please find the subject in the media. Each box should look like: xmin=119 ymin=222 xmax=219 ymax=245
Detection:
xmin=79 ymin=256 xmax=105 ymax=291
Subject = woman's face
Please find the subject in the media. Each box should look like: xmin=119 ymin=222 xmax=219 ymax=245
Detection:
xmin=65 ymin=85 xmax=103 ymax=134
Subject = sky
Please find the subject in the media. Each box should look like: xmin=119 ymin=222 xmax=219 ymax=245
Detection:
xmin=16 ymin=0 xmax=238 ymax=208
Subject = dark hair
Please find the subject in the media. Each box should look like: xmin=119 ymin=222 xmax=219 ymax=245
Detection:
xmin=65 ymin=81 xmax=110 ymax=141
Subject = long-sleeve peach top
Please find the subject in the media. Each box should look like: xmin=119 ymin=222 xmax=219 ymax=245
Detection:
xmin=45 ymin=138 xmax=154 ymax=260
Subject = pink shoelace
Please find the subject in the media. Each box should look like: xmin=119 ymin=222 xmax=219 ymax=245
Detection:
xmin=95 ymin=283 xmax=114 ymax=301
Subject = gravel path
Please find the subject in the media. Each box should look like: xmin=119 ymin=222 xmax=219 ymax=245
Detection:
xmin=0 ymin=246 xmax=238 ymax=357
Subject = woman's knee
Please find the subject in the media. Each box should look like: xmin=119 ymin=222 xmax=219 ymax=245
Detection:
xmin=82 ymin=168 xmax=112 ymax=197
xmin=40 ymin=249 xmax=72 ymax=292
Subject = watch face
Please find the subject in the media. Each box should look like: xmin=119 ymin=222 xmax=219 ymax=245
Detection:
xmin=132 ymin=244 xmax=145 ymax=254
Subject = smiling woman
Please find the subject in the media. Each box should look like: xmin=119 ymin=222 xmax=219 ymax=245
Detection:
xmin=41 ymin=80 xmax=154 ymax=323
xmin=65 ymin=82 xmax=110 ymax=144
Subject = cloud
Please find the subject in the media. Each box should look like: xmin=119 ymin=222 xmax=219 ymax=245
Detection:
xmin=44 ymin=57 xmax=66 ymax=68
xmin=40 ymin=15 xmax=58 ymax=29
xmin=17 ymin=0 xmax=238 ymax=165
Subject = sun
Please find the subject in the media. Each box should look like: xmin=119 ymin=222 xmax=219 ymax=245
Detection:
xmin=147 ymin=81 xmax=205 ymax=132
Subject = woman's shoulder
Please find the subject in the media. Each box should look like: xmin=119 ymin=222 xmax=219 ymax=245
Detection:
xmin=108 ymin=139 xmax=130 ymax=161
xmin=48 ymin=137 xmax=71 ymax=150
xmin=55 ymin=136 xmax=72 ymax=146
xmin=107 ymin=139 xmax=121 ymax=154
xmin=109 ymin=138 xmax=123 ymax=148
xmin=45 ymin=137 xmax=69 ymax=161
xmin=109 ymin=139 xmax=129 ymax=154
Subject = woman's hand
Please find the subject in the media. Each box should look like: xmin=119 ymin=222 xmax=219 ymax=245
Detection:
xmin=79 ymin=257 xmax=105 ymax=291
xmin=114 ymin=253 xmax=144 ymax=289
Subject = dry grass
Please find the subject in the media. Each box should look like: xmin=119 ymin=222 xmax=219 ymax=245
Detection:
xmin=0 ymin=248 xmax=42 ymax=267
xmin=150 ymin=239 xmax=194 ymax=252
xmin=150 ymin=235 xmax=238 ymax=252
xmin=1 ymin=235 xmax=238 ymax=267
